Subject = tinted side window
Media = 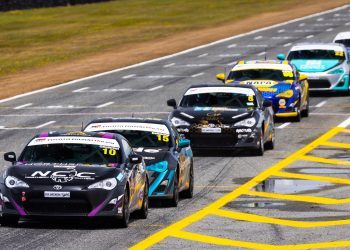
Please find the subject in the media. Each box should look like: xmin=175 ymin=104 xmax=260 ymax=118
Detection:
xmin=122 ymin=139 xmax=133 ymax=157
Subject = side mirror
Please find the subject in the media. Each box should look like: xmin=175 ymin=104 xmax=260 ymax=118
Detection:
xmin=299 ymin=73 xmax=308 ymax=81
xmin=277 ymin=53 xmax=285 ymax=60
xmin=4 ymin=152 xmax=16 ymax=163
xmin=129 ymin=154 xmax=142 ymax=164
xmin=263 ymin=99 xmax=273 ymax=108
xmin=178 ymin=138 xmax=190 ymax=148
xmin=216 ymin=73 xmax=225 ymax=82
xmin=167 ymin=99 xmax=177 ymax=109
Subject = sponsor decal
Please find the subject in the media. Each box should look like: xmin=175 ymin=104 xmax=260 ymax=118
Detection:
xmin=279 ymin=99 xmax=286 ymax=106
xmin=85 ymin=122 xmax=169 ymax=135
xmin=53 ymin=185 xmax=63 ymax=190
xmin=177 ymin=128 xmax=189 ymax=133
xmin=26 ymin=170 xmax=95 ymax=183
xmin=184 ymin=87 xmax=255 ymax=96
xmin=257 ymin=87 xmax=277 ymax=93
xmin=236 ymin=128 xmax=252 ymax=133
xmin=242 ymin=80 xmax=277 ymax=86
xmin=28 ymin=136 xmax=120 ymax=148
xmin=134 ymin=148 xmax=161 ymax=154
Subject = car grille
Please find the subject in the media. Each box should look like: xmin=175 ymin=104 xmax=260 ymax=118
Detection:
xmin=188 ymin=134 xmax=237 ymax=148
xmin=23 ymin=199 xmax=92 ymax=215
xmin=308 ymin=79 xmax=331 ymax=89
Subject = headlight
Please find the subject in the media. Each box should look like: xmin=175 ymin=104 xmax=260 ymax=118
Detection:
xmin=171 ymin=117 xmax=190 ymax=127
xmin=5 ymin=176 xmax=29 ymax=188
xmin=88 ymin=178 xmax=117 ymax=190
xmin=276 ymin=89 xmax=294 ymax=98
xmin=329 ymin=68 xmax=344 ymax=74
xmin=234 ymin=117 xmax=256 ymax=127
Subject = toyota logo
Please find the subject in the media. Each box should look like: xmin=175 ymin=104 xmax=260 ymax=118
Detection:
xmin=53 ymin=185 xmax=62 ymax=190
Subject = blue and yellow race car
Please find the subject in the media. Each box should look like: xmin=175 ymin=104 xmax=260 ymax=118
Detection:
xmin=216 ymin=60 xmax=309 ymax=121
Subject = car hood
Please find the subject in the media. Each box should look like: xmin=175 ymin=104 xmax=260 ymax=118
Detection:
xmin=291 ymin=59 xmax=341 ymax=72
xmin=173 ymin=107 xmax=256 ymax=125
xmin=5 ymin=163 xmax=122 ymax=186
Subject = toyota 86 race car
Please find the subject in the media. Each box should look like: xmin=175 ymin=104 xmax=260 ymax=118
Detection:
xmin=216 ymin=60 xmax=309 ymax=121
xmin=277 ymin=43 xmax=350 ymax=95
xmin=84 ymin=118 xmax=193 ymax=207
xmin=333 ymin=32 xmax=350 ymax=56
xmin=1 ymin=131 xmax=148 ymax=228
xmin=167 ymin=84 xmax=275 ymax=156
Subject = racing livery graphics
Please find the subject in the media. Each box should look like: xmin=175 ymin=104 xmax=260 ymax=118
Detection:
xmin=84 ymin=118 xmax=194 ymax=206
xmin=216 ymin=60 xmax=309 ymax=121
xmin=167 ymin=84 xmax=275 ymax=155
xmin=277 ymin=43 xmax=350 ymax=94
xmin=1 ymin=131 xmax=148 ymax=228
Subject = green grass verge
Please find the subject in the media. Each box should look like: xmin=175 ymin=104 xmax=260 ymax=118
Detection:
xmin=0 ymin=0 xmax=304 ymax=77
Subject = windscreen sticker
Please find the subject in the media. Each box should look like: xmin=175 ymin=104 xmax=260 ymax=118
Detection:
xmin=257 ymin=87 xmax=277 ymax=92
xmin=28 ymin=136 xmax=120 ymax=148
xmin=240 ymin=80 xmax=278 ymax=86
xmin=85 ymin=122 xmax=169 ymax=135
xmin=282 ymin=71 xmax=294 ymax=77
xmin=184 ymin=87 xmax=255 ymax=96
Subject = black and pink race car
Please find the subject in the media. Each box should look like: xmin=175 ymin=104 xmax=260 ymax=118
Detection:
xmin=0 ymin=131 xmax=148 ymax=228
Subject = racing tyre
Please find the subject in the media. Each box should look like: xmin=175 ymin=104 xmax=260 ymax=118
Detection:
xmin=117 ymin=189 xmax=130 ymax=228
xmin=294 ymin=107 xmax=301 ymax=122
xmin=134 ymin=181 xmax=149 ymax=219
xmin=252 ymin=131 xmax=264 ymax=156
xmin=1 ymin=215 xmax=19 ymax=227
xmin=168 ymin=171 xmax=179 ymax=207
xmin=301 ymin=94 xmax=309 ymax=117
xmin=182 ymin=163 xmax=194 ymax=199
xmin=265 ymin=128 xmax=275 ymax=150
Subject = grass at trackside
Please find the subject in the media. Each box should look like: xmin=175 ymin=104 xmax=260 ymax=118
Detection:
xmin=0 ymin=0 xmax=307 ymax=77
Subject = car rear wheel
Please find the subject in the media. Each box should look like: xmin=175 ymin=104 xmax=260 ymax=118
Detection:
xmin=265 ymin=128 xmax=275 ymax=150
xmin=252 ymin=130 xmax=264 ymax=156
xmin=294 ymin=103 xmax=302 ymax=122
xmin=134 ymin=181 xmax=149 ymax=219
xmin=1 ymin=215 xmax=19 ymax=227
xmin=117 ymin=189 xmax=130 ymax=228
xmin=168 ymin=171 xmax=179 ymax=207
xmin=182 ymin=162 xmax=194 ymax=199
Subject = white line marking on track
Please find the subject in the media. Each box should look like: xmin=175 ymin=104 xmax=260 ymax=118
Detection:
xmin=97 ymin=102 xmax=114 ymax=108
xmin=227 ymin=44 xmax=237 ymax=48
xmin=315 ymin=100 xmax=327 ymax=108
xmin=47 ymin=105 xmax=62 ymax=109
xmin=277 ymin=122 xmax=291 ymax=129
xmin=198 ymin=53 xmax=208 ymax=58
xmin=0 ymin=126 xmax=4 ymax=129
xmin=14 ymin=103 xmax=32 ymax=109
xmin=299 ymin=23 xmax=305 ymax=26
xmin=317 ymin=18 xmax=324 ymax=21
xmin=183 ymin=64 xmax=211 ymax=67
xmin=277 ymin=29 xmax=285 ymax=33
xmin=247 ymin=44 xmax=268 ymax=47
xmin=148 ymin=85 xmax=164 ymax=91
xmin=35 ymin=121 xmax=56 ymax=129
xmin=72 ymin=87 xmax=90 ymax=93
xmin=338 ymin=117 xmax=350 ymax=128
xmin=191 ymin=72 xmax=204 ymax=78
xmin=163 ymin=63 xmax=175 ymax=68
xmin=122 ymin=74 xmax=136 ymax=79
xmin=254 ymin=36 xmax=263 ymax=40
xmin=218 ymin=54 xmax=241 ymax=57
xmin=326 ymin=28 xmax=334 ymax=32
xmin=346 ymin=22 xmax=350 ymax=26
xmin=283 ymin=43 xmax=292 ymax=47
xmin=258 ymin=51 xmax=266 ymax=56
xmin=306 ymin=35 xmax=314 ymax=39
xmin=1 ymin=4 xmax=347 ymax=104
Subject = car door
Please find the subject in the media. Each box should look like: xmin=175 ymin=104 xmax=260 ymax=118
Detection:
xmin=294 ymin=69 xmax=307 ymax=107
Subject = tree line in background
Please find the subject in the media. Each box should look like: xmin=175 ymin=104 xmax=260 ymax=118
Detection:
xmin=0 ymin=0 xmax=113 ymax=11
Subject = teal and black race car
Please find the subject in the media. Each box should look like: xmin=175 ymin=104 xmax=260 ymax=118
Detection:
xmin=277 ymin=43 xmax=350 ymax=95
xmin=84 ymin=118 xmax=193 ymax=207
xmin=216 ymin=60 xmax=309 ymax=121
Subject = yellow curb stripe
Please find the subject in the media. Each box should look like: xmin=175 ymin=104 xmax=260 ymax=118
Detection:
xmin=171 ymin=231 xmax=350 ymax=249
xmin=341 ymin=129 xmax=350 ymax=134
xmin=274 ymin=171 xmax=350 ymax=185
xmin=246 ymin=190 xmax=350 ymax=205
xmin=300 ymin=155 xmax=350 ymax=166
xmin=320 ymin=141 xmax=350 ymax=149
xmin=130 ymin=127 xmax=343 ymax=249
xmin=212 ymin=209 xmax=350 ymax=228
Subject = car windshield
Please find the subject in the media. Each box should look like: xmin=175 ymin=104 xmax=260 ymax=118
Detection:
xmin=20 ymin=143 xmax=121 ymax=165
xmin=288 ymin=49 xmax=345 ymax=61
xmin=99 ymin=130 xmax=170 ymax=148
xmin=335 ymin=39 xmax=350 ymax=47
xmin=227 ymin=69 xmax=294 ymax=81
xmin=180 ymin=88 xmax=257 ymax=108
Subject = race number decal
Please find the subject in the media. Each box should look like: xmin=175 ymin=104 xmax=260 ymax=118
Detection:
xmin=156 ymin=134 xmax=169 ymax=142
xmin=102 ymin=148 xmax=117 ymax=156
xmin=283 ymin=71 xmax=294 ymax=78
xmin=248 ymin=95 xmax=254 ymax=102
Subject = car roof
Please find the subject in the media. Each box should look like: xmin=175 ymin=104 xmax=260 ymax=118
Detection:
xmin=290 ymin=43 xmax=346 ymax=51
xmin=86 ymin=117 xmax=170 ymax=126
xmin=185 ymin=84 xmax=259 ymax=95
xmin=333 ymin=32 xmax=350 ymax=41
xmin=231 ymin=60 xmax=293 ymax=71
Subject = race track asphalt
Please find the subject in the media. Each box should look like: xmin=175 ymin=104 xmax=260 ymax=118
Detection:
xmin=1 ymin=4 xmax=350 ymax=250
